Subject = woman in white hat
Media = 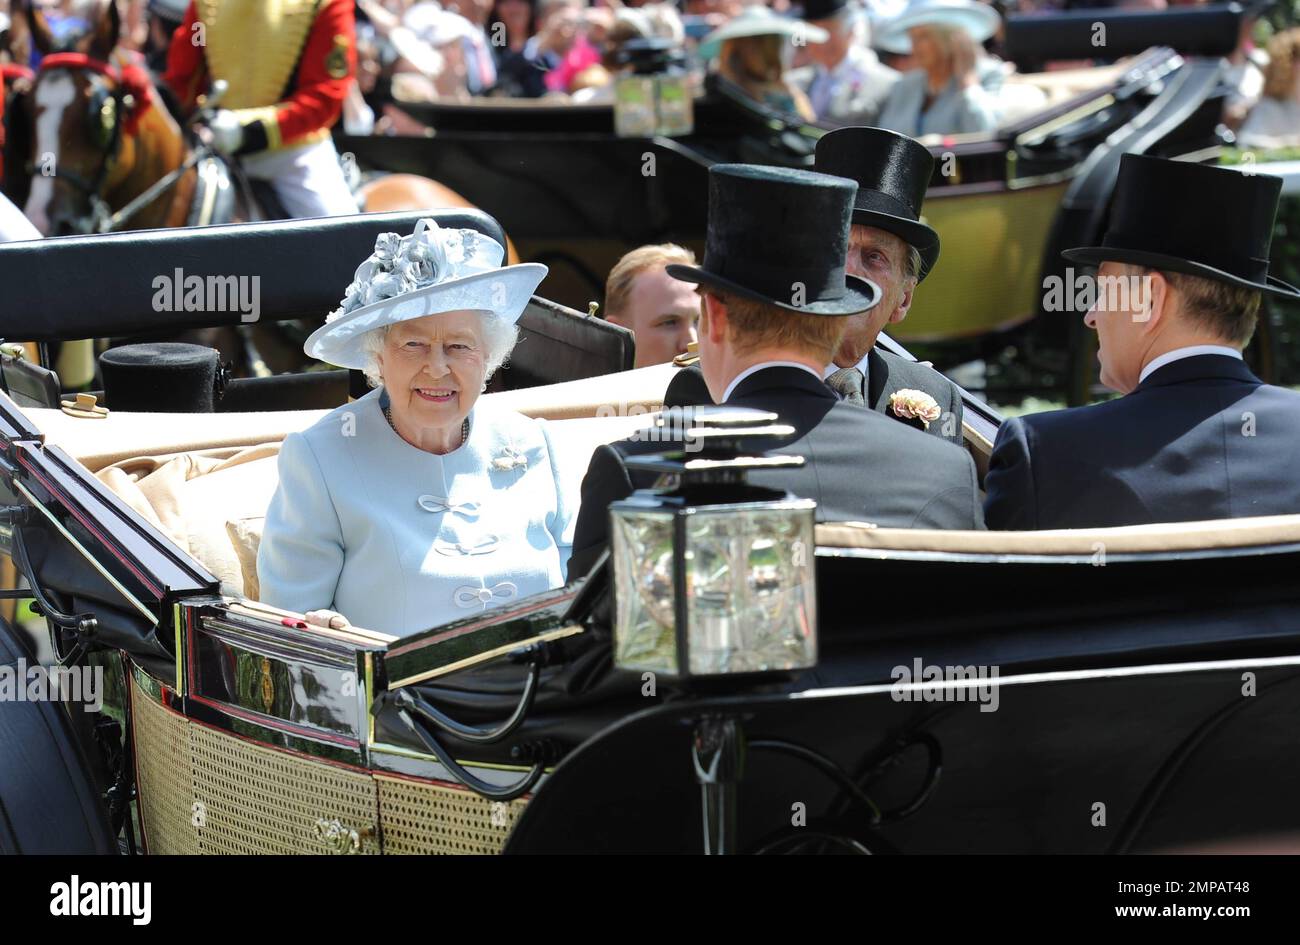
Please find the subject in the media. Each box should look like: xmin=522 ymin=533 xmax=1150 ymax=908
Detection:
xmin=257 ymin=220 xmax=575 ymax=637
xmin=699 ymin=6 xmax=828 ymax=120
xmin=874 ymin=0 xmax=1000 ymax=137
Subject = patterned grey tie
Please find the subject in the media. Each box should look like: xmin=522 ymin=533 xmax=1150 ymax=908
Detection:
xmin=826 ymin=366 xmax=865 ymax=405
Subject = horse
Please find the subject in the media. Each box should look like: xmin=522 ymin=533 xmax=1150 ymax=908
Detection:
xmin=16 ymin=0 xmax=199 ymax=237
xmin=10 ymin=0 xmax=512 ymax=378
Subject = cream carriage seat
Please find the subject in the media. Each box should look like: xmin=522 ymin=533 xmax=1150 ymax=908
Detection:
xmin=31 ymin=396 xmax=1300 ymax=605
xmin=33 ymin=406 xmax=657 ymax=600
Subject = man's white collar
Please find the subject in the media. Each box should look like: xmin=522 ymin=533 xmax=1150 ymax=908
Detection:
xmin=723 ymin=361 xmax=824 ymax=402
xmin=1139 ymin=345 xmax=1242 ymax=384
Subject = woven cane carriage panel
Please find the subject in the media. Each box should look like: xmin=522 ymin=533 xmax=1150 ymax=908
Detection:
xmin=376 ymin=774 xmax=527 ymax=855
xmin=131 ymin=680 xmax=202 ymax=855
xmin=188 ymin=723 xmax=380 ymax=854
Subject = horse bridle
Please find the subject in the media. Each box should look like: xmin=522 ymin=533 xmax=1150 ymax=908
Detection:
xmin=28 ymin=52 xmax=155 ymax=234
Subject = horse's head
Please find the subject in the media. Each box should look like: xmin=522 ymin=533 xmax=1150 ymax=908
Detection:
xmin=17 ymin=0 xmax=151 ymax=235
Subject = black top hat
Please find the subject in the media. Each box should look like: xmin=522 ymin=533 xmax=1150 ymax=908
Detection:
xmin=814 ymin=126 xmax=941 ymax=281
xmin=802 ymin=0 xmax=851 ymax=21
xmin=100 ymin=343 xmax=223 ymax=413
xmin=666 ymin=164 xmax=880 ymax=316
xmin=1063 ymin=153 xmax=1300 ymax=300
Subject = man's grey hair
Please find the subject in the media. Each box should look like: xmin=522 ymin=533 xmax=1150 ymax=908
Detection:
xmin=357 ymin=311 xmax=519 ymax=389
xmin=904 ymin=243 xmax=924 ymax=282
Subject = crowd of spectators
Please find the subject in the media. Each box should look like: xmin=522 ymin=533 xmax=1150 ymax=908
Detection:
xmin=2 ymin=0 xmax=1297 ymax=145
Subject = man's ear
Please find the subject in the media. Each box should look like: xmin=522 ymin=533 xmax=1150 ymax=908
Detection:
xmin=889 ymin=277 xmax=917 ymax=324
xmin=1140 ymin=268 xmax=1170 ymax=332
xmin=702 ymin=292 xmax=728 ymax=344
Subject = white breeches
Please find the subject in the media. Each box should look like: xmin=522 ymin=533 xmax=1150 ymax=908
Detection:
xmin=240 ymin=137 xmax=359 ymax=219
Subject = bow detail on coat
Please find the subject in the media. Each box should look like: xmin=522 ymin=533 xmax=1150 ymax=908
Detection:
xmin=434 ymin=534 xmax=501 ymax=556
xmin=453 ymin=582 xmax=519 ymax=609
xmin=416 ymin=495 xmax=481 ymax=519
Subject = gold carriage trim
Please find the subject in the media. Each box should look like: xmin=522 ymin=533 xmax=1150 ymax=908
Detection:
xmin=129 ymin=671 xmax=529 ymax=854
xmin=196 ymin=0 xmax=320 ymax=114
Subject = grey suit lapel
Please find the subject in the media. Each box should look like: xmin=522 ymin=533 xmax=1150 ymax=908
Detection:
xmin=868 ymin=349 xmax=955 ymax=440
xmin=866 ymin=348 xmax=891 ymax=415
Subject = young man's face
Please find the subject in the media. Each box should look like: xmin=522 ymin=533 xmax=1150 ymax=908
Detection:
xmin=835 ymin=224 xmax=915 ymax=366
xmin=608 ymin=265 xmax=700 ymax=368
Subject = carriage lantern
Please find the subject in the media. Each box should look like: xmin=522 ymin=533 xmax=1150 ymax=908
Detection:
xmin=608 ymin=406 xmax=817 ymax=680
xmin=614 ymin=38 xmax=695 ymax=139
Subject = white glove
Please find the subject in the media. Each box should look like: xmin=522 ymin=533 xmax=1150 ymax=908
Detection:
xmin=207 ymin=109 xmax=244 ymax=155
xmin=305 ymin=609 xmax=352 ymax=631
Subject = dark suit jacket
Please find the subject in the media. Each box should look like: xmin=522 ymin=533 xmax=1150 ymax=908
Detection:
xmin=570 ymin=365 xmax=983 ymax=578
xmin=663 ymin=349 xmax=965 ymax=445
xmin=984 ymin=354 xmax=1300 ymax=530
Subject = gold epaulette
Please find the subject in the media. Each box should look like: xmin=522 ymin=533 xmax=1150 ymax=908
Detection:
xmin=197 ymin=0 xmax=320 ymax=114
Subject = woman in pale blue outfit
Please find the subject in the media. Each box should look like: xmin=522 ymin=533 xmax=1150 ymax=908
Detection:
xmin=258 ymin=219 xmax=574 ymax=637
xmin=875 ymin=0 xmax=1000 ymax=137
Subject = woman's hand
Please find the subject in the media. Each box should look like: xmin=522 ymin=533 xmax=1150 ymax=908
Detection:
xmin=305 ymin=609 xmax=353 ymax=631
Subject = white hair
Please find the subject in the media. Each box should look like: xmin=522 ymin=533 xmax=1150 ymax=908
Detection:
xmin=357 ymin=311 xmax=520 ymax=389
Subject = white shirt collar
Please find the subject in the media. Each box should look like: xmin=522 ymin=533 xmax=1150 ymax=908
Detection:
xmin=1138 ymin=345 xmax=1243 ymax=384
xmin=722 ymin=361 xmax=823 ymax=403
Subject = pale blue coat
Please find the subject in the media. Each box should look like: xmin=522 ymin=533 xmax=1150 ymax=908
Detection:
xmin=876 ymin=70 xmax=998 ymax=138
xmin=257 ymin=388 xmax=577 ymax=637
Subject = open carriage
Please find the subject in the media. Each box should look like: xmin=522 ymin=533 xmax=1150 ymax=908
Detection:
xmin=1 ymin=209 xmax=1299 ymax=855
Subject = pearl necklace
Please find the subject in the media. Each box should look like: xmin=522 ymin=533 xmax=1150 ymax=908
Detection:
xmin=384 ymin=405 xmax=469 ymax=451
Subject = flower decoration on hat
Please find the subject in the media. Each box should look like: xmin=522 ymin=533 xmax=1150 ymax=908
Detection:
xmin=328 ymin=219 xmax=485 ymax=322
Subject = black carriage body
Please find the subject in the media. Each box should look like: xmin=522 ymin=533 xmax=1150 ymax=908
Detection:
xmin=3 ymin=388 xmax=1300 ymax=853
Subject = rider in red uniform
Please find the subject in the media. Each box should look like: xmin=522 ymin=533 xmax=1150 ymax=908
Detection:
xmin=164 ymin=0 xmax=358 ymax=217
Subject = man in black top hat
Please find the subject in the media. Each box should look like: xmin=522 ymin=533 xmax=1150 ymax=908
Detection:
xmin=814 ymin=125 xmax=964 ymax=444
xmin=665 ymin=126 xmax=965 ymax=445
xmin=984 ymin=153 xmax=1300 ymax=530
xmin=568 ymin=164 xmax=983 ymax=578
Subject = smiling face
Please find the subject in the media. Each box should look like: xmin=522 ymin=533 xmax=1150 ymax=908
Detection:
xmin=835 ymin=224 xmax=916 ymax=366
xmin=376 ymin=310 xmax=488 ymax=453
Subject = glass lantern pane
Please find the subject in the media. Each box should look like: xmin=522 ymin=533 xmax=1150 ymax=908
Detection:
xmin=611 ymin=509 xmax=679 ymax=674
xmin=684 ymin=507 xmax=817 ymax=675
